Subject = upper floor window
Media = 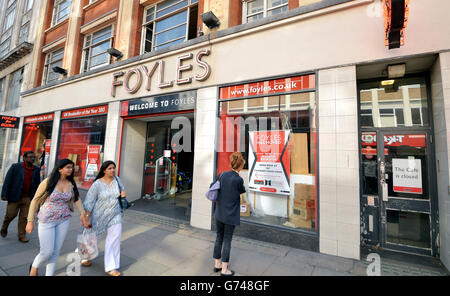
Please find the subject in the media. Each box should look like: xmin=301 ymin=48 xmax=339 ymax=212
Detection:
xmin=24 ymin=0 xmax=34 ymax=12
xmin=43 ymin=47 xmax=64 ymax=85
xmin=81 ymin=25 xmax=113 ymax=72
xmin=141 ymin=0 xmax=198 ymax=53
xmin=52 ymin=0 xmax=71 ymax=26
xmin=2 ymin=1 xmax=16 ymax=32
xmin=5 ymin=68 xmax=23 ymax=111
xmin=0 ymin=78 xmax=5 ymax=111
xmin=243 ymin=0 xmax=288 ymax=23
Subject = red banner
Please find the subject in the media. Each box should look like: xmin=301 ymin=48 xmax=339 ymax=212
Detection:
xmin=25 ymin=113 xmax=54 ymax=124
xmin=219 ymin=74 xmax=315 ymax=100
xmin=62 ymin=105 xmax=108 ymax=119
xmin=361 ymin=133 xmax=426 ymax=147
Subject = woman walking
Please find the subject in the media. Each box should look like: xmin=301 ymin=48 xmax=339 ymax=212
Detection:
xmin=26 ymin=159 xmax=87 ymax=276
xmin=213 ymin=152 xmax=246 ymax=276
xmin=82 ymin=160 xmax=126 ymax=276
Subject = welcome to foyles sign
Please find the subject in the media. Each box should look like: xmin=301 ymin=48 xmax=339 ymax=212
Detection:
xmin=121 ymin=90 xmax=196 ymax=117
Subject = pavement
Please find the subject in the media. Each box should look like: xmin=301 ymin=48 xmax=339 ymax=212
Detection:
xmin=0 ymin=200 xmax=449 ymax=277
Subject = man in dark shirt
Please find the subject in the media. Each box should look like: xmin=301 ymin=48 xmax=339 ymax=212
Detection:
xmin=1 ymin=151 xmax=40 ymax=243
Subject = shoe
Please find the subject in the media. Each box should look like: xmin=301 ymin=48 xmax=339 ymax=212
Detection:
xmin=213 ymin=267 xmax=222 ymax=272
xmin=220 ymin=270 xmax=235 ymax=276
xmin=105 ymin=270 xmax=121 ymax=276
xmin=18 ymin=237 xmax=29 ymax=243
xmin=0 ymin=229 xmax=6 ymax=238
xmin=81 ymin=260 xmax=91 ymax=267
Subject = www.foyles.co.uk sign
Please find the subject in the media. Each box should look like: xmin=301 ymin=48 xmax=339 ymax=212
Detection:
xmin=121 ymin=90 xmax=196 ymax=117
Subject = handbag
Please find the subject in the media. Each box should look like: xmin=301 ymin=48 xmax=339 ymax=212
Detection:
xmin=114 ymin=176 xmax=131 ymax=211
xmin=76 ymin=228 xmax=98 ymax=261
xmin=205 ymin=172 xmax=223 ymax=202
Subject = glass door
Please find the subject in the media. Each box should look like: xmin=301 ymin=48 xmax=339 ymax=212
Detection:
xmin=378 ymin=131 xmax=435 ymax=255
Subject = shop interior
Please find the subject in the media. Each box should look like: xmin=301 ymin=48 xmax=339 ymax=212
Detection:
xmin=21 ymin=121 xmax=53 ymax=178
xmin=121 ymin=113 xmax=195 ymax=221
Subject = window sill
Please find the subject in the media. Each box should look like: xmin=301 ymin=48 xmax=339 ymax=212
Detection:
xmin=45 ymin=18 xmax=69 ymax=35
xmin=83 ymin=0 xmax=107 ymax=11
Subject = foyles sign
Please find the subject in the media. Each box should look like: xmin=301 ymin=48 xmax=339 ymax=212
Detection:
xmin=111 ymin=49 xmax=211 ymax=97
xmin=121 ymin=90 xmax=196 ymax=117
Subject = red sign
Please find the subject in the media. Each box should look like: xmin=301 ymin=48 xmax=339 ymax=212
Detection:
xmin=219 ymin=74 xmax=315 ymax=100
xmin=62 ymin=105 xmax=108 ymax=119
xmin=85 ymin=145 xmax=102 ymax=181
xmin=361 ymin=133 xmax=426 ymax=147
xmin=0 ymin=116 xmax=19 ymax=128
xmin=25 ymin=113 xmax=54 ymax=124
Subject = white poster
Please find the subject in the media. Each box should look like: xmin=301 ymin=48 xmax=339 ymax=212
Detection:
xmin=248 ymin=130 xmax=291 ymax=195
xmin=392 ymin=158 xmax=422 ymax=194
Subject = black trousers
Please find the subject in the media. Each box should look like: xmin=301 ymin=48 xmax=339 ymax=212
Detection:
xmin=213 ymin=220 xmax=235 ymax=263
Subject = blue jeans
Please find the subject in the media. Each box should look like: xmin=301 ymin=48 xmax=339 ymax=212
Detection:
xmin=32 ymin=219 xmax=70 ymax=276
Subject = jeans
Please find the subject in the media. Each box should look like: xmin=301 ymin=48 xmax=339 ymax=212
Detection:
xmin=32 ymin=219 xmax=70 ymax=276
xmin=213 ymin=220 xmax=235 ymax=263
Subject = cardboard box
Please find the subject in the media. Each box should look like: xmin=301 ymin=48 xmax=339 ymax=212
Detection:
xmin=290 ymin=133 xmax=309 ymax=174
xmin=240 ymin=203 xmax=250 ymax=216
xmin=293 ymin=199 xmax=315 ymax=209
xmin=294 ymin=183 xmax=315 ymax=201
xmin=289 ymin=216 xmax=312 ymax=229
xmin=292 ymin=206 xmax=315 ymax=220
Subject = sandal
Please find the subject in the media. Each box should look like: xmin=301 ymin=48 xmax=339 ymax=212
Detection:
xmin=106 ymin=270 xmax=121 ymax=276
xmin=81 ymin=260 xmax=91 ymax=267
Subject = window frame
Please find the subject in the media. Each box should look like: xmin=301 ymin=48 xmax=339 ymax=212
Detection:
xmin=81 ymin=24 xmax=114 ymax=73
xmin=140 ymin=0 xmax=199 ymax=54
xmin=42 ymin=47 xmax=65 ymax=85
xmin=51 ymin=0 xmax=71 ymax=27
xmin=24 ymin=0 xmax=34 ymax=12
xmin=242 ymin=0 xmax=289 ymax=23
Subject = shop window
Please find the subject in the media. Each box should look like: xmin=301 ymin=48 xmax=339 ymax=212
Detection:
xmin=359 ymin=78 xmax=429 ymax=128
xmin=0 ymin=129 xmax=6 ymax=169
xmin=141 ymin=0 xmax=198 ymax=53
xmin=57 ymin=115 xmax=107 ymax=189
xmin=43 ymin=47 xmax=64 ymax=85
xmin=81 ymin=25 xmax=113 ymax=72
xmin=243 ymin=0 xmax=288 ymax=23
xmin=52 ymin=0 xmax=71 ymax=27
xmin=21 ymin=121 xmax=53 ymax=178
xmin=5 ymin=68 xmax=23 ymax=111
xmin=216 ymin=90 xmax=317 ymax=231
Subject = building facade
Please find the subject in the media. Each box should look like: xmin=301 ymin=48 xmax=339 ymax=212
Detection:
xmin=0 ymin=0 xmax=43 ymax=181
xmin=5 ymin=0 xmax=450 ymax=269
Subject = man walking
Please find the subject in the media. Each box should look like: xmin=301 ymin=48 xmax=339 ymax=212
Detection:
xmin=1 ymin=151 xmax=41 ymax=243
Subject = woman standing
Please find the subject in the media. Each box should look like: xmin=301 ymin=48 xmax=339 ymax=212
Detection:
xmin=213 ymin=152 xmax=246 ymax=276
xmin=82 ymin=161 xmax=126 ymax=276
xmin=26 ymin=159 xmax=87 ymax=276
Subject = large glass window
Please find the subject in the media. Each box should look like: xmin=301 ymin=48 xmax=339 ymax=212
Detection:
xmin=141 ymin=0 xmax=198 ymax=53
xmin=82 ymin=25 xmax=113 ymax=72
xmin=217 ymin=88 xmax=317 ymax=231
xmin=359 ymin=78 xmax=429 ymax=128
xmin=57 ymin=115 xmax=107 ymax=189
xmin=43 ymin=47 xmax=64 ymax=84
xmin=21 ymin=120 xmax=53 ymax=178
xmin=0 ymin=77 xmax=5 ymax=111
xmin=52 ymin=0 xmax=71 ymax=26
xmin=5 ymin=68 xmax=23 ymax=111
xmin=243 ymin=0 xmax=288 ymax=23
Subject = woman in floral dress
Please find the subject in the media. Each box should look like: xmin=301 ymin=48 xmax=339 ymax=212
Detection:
xmin=82 ymin=160 xmax=126 ymax=276
xmin=26 ymin=159 xmax=87 ymax=276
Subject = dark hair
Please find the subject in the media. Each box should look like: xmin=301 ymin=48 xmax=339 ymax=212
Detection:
xmin=230 ymin=152 xmax=245 ymax=170
xmin=23 ymin=151 xmax=34 ymax=158
xmin=45 ymin=158 xmax=79 ymax=200
xmin=95 ymin=161 xmax=116 ymax=181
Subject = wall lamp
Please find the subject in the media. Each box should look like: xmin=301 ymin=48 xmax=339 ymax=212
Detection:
xmin=52 ymin=66 xmax=67 ymax=76
xmin=200 ymin=11 xmax=220 ymax=29
xmin=107 ymin=48 xmax=123 ymax=59
xmin=387 ymin=63 xmax=406 ymax=78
